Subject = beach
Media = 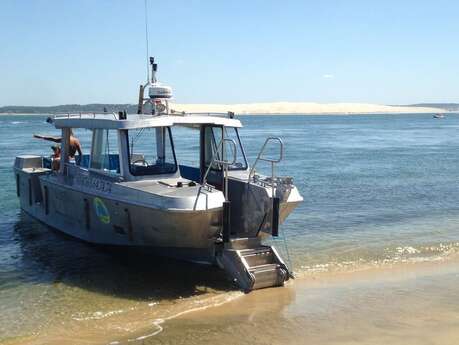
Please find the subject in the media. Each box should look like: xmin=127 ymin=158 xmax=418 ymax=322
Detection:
xmin=1 ymin=114 xmax=459 ymax=345
xmin=0 ymin=101 xmax=446 ymax=116
xmin=4 ymin=256 xmax=459 ymax=345
xmin=170 ymin=102 xmax=444 ymax=115
xmin=128 ymin=257 xmax=459 ymax=345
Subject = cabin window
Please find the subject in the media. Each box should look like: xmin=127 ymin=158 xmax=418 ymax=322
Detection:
xmin=90 ymin=129 xmax=120 ymax=174
xmin=173 ymin=126 xmax=200 ymax=168
xmin=204 ymin=126 xmax=223 ymax=170
xmin=224 ymin=127 xmax=248 ymax=170
xmin=127 ymin=127 xmax=177 ymax=176
xmin=172 ymin=126 xmax=201 ymax=182
xmin=204 ymin=126 xmax=247 ymax=171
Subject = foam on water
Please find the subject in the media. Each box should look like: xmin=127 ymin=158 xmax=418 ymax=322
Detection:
xmin=72 ymin=308 xmax=134 ymax=321
xmin=296 ymin=241 xmax=459 ymax=276
xmin=121 ymin=291 xmax=244 ymax=343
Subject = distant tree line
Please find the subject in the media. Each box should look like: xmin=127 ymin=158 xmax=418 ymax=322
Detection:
xmin=0 ymin=104 xmax=138 ymax=114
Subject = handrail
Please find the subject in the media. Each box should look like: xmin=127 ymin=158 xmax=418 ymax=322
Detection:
xmin=53 ymin=112 xmax=118 ymax=120
xmin=248 ymin=137 xmax=284 ymax=183
xmin=170 ymin=110 xmax=235 ymax=118
xmin=193 ymin=138 xmax=236 ymax=210
xmin=248 ymin=136 xmax=285 ymax=242
xmin=202 ymin=138 xmax=236 ymax=199
xmin=53 ymin=111 xmax=236 ymax=121
xmin=201 ymin=138 xmax=237 ymax=200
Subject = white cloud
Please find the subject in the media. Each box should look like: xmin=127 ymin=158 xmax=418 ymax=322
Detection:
xmin=322 ymin=74 xmax=334 ymax=79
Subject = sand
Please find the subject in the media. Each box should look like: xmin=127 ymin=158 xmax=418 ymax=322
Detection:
xmin=0 ymin=102 xmax=446 ymax=116
xmin=122 ymin=257 xmax=459 ymax=345
xmin=170 ymin=102 xmax=445 ymax=115
xmin=4 ymin=258 xmax=459 ymax=345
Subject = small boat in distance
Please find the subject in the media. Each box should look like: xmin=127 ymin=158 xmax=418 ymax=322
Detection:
xmin=433 ymin=113 xmax=445 ymax=118
xmin=13 ymin=57 xmax=303 ymax=292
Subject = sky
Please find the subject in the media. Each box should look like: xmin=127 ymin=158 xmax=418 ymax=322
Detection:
xmin=1 ymin=0 xmax=459 ymax=106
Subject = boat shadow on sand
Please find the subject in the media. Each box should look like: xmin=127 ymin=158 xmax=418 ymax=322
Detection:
xmin=12 ymin=212 xmax=234 ymax=301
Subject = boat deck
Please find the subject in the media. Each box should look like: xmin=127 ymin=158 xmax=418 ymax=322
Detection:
xmin=120 ymin=178 xmax=209 ymax=197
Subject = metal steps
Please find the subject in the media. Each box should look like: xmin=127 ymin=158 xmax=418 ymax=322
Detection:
xmin=216 ymin=237 xmax=291 ymax=292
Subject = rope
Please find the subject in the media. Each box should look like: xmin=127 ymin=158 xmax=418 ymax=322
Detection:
xmin=273 ymin=229 xmax=294 ymax=277
xmin=281 ymin=228 xmax=294 ymax=277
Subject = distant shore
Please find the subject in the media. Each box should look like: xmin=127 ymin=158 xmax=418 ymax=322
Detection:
xmin=171 ymin=102 xmax=445 ymax=115
xmin=0 ymin=102 xmax=448 ymax=116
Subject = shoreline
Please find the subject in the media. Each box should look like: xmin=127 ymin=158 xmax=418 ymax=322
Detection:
xmin=4 ymin=252 xmax=458 ymax=345
xmin=121 ymin=255 xmax=459 ymax=345
xmin=171 ymin=102 xmax=446 ymax=115
xmin=0 ymin=101 xmax=450 ymax=116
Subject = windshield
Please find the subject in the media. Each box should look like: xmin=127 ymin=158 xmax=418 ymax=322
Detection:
xmin=90 ymin=129 xmax=120 ymax=175
xmin=127 ymin=127 xmax=177 ymax=176
xmin=224 ymin=127 xmax=248 ymax=170
xmin=204 ymin=126 xmax=248 ymax=171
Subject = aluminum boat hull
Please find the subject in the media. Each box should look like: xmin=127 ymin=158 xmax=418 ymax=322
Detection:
xmin=16 ymin=170 xmax=223 ymax=263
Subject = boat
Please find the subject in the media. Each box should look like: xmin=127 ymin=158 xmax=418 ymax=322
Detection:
xmin=433 ymin=113 xmax=445 ymax=118
xmin=13 ymin=57 xmax=303 ymax=292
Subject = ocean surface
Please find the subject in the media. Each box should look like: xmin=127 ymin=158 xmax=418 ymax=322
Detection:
xmin=1 ymin=113 xmax=459 ymax=343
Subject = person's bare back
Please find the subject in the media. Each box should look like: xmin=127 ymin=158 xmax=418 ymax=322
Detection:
xmin=33 ymin=132 xmax=82 ymax=160
xmin=68 ymin=136 xmax=82 ymax=158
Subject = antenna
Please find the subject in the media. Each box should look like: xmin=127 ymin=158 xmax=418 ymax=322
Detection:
xmin=144 ymin=0 xmax=150 ymax=82
xmin=150 ymin=57 xmax=157 ymax=83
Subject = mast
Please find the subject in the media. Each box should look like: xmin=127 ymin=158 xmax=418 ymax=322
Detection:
xmin=137 ymin=2 xmax=172 ymax=115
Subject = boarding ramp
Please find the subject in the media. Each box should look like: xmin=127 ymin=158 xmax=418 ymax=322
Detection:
xmin=216 ymin=237 xmax=290 ymax=292
xmin=213 ymin=137 xmax=292 ymax=292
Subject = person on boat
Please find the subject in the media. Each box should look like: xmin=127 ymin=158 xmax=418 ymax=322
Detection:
xmin=33 ymin=130 xmax=82 ymax=169
xmin=50 ymin=145 xmax=61 ymax=170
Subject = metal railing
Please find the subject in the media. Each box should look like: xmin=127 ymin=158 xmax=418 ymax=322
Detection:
xmin=53 ymin=111 xmax=237 ymax=121
xmin=248 ymin=137 xmax=284 ymax=196
xmin=53 ymin=112 xmax=119 ymax=120
xmin=170 ymin=110 xmax=236 ymax=119
xmin=201 ymin=138 xmax=237 ymax=200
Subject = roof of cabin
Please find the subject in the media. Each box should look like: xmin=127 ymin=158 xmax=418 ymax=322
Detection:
xmin=53 ymin=113 xmax=243 ymax=130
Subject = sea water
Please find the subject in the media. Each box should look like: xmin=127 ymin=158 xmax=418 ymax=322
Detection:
xmin=1 ymin=114 xmax=459 ymax=342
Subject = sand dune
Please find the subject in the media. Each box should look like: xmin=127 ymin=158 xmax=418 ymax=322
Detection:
xmin=170 ymin=102 xmax=444 ymax=115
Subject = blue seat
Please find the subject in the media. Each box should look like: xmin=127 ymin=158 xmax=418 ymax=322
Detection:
xmin=76 ymin=155 xmax=90 ymax=168
xmin=76 ymin=154 xmax=120 ymax=173
xmin=179 ymin=165 xmax=201 ymax=182
xmin=108 ymin=155 xmax=120 ymax=173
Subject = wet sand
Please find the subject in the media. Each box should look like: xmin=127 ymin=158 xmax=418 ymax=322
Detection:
xmin=2 ymin=257 xmax=459 ymax=345
xmin=123 ymin=258 xmax=459 ymax=345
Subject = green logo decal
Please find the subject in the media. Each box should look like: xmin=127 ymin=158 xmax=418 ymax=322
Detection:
xmin=94 ymin=197 xmax=110 ymax=224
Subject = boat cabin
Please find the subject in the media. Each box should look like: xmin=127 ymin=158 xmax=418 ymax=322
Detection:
xmin=52 ymin=113 xmax=248 ymax=188
xmin=14 ymin=56 xmax=302 ymax=292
